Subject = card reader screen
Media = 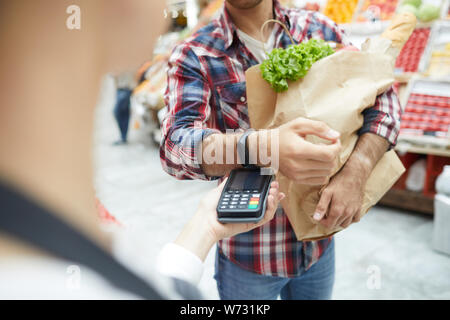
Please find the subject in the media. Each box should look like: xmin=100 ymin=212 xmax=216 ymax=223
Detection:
xmin=229 ymin=170 xmax=264 ymax=191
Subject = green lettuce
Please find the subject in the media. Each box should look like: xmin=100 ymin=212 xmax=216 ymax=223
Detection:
xmin=260 ymin=39 xmax=334 ymax=92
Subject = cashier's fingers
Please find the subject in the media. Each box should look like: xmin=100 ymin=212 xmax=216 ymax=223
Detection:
xmin=200 ymin=178 xmax=228 ymax=212
xmin=226 ymin=184 xmax=284 ymax=236
xmin=209 ymin=178 xmax=228 ymax=198
xmin=225 ymin=182 xmax=280 ymax=229
xmin=261 ymin=195 xmax=277 ymax=223
xmin=252 ymin=196 xmax=279 ymax=228
xmin=265 ymin=182 xmax=284 ymax=217
xmin=249 ymin=183 xmax=285 ymax=229
xmin=217 ymin=177 xmax=228 ymax=191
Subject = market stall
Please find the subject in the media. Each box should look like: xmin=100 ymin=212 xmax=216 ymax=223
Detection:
xmin=303 ymin=0 xmax=450 ymax=216
xmin=115 ymin=0 xmax=450 ymax=215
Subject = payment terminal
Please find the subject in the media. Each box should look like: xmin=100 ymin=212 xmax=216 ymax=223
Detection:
xmin=217 ymin=168 xmax=274 ymax=223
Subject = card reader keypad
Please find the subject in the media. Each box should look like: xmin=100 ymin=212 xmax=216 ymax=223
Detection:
xmin=220 ymin=190 xmax=260 ymax=210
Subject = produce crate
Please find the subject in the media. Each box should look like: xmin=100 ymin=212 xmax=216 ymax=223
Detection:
xmin=354 ymin=0 xmax=399 ymax=22
xmin=422 ymin=22 xmax=450 ymax=77
xmin=395 ymin=28 xmax=431 ymax=73
xmin=399 ymin=79 xmax=450 ymax=141
xmin=400 ymin=92 xmax=450 ymax=138
xmin=323 ymin=0 xmax=359 ymax=24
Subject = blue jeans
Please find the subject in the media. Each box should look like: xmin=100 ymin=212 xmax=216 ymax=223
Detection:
xmin=113 ymin=88 xmax=131 ymax=143
xmin=214 ymin=238 xmax=335 ymax=300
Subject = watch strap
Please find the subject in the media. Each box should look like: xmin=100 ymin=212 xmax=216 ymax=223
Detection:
xmin=237 ymin=129 xmax=256 ymax=168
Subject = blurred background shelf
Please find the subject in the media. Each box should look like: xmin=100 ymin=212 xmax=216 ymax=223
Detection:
xmin=379 ymin=188 xmax=434 ymax=214
xmin=396 ymin=144 xmax=450 ymax=157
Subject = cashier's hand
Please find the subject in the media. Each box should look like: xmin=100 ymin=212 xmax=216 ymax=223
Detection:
xmin=200 ymin=179 xmax=285 ymax=242
xmin=278 ymin=118 xmax=341 ymax=185
xmin=174 ymin=179 xmax=285 ymax=262
xmin=313 ymin=165 xmax=366 ymax=229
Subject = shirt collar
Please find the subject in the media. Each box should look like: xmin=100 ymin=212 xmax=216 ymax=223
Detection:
xmin=219 ymin=0 xmax=289 ymax=50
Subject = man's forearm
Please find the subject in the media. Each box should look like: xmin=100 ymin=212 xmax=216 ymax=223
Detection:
xmin=340 ymin=132 xmax=390 ymax=183
xmin=200 ymin=133 xmax=242 ymax=177
xmin=314 ymin=132 xmax=389 ymax=227
xmin=200 ymin=131 xmax=272 ymax=177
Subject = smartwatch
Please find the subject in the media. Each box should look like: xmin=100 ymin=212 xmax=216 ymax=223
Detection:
xmin=237 ymin=129 xmax=257 ymax=169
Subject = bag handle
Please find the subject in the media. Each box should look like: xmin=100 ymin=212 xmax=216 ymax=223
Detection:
xmin=259 ymin=19 xmax=295 ymax=54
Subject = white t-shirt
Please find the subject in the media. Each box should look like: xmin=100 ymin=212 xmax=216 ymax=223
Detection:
xmin=236 ymin=28 xmax=276 ymax=63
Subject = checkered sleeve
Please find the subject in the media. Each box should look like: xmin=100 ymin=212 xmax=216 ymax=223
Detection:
xmin=160 ymin=43 xmax=221 ymax=181
xmin=293 ymin=10 xmax=353 ymax=46
xmin=358 ymin=86 xmax=402 ymax=146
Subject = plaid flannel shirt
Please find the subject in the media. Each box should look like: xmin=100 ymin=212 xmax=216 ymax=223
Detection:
xmin=160 ymin=0 xmax=401 ymax=277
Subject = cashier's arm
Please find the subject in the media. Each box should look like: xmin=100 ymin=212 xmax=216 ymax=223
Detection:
xmin=313 ymin=132 xmax=390 ymax=229
xmin=200 ymin=117 xmax=341 ymax=184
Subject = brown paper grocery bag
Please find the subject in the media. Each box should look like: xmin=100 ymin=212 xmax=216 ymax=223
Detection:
xmin=246 ymin=49 xmax=405 ymax=241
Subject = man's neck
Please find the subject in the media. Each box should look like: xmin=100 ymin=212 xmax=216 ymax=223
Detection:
xmin=225 ymin=0 xmax=274 ymax=42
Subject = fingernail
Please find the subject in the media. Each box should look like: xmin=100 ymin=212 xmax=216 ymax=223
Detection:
xmin=327 ymin=129 xmax=340 ymax=139
xmin=313 ymin=212 xmax=322 ymax=220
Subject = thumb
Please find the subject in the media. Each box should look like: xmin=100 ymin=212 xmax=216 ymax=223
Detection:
xmin=292 ymin=118 xmax=340 ymax=141
xmin=314 ymin=189 xmax=332 ymax=221
xmin=210 ymin=177 xmax=228 ymax=203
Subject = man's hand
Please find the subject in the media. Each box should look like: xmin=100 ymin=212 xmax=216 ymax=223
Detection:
xmin=313 ymin=133 xmax=390 ymax=229
xmin=200 ymin=118 xmax=340 ymax=183
xmin=276 ymin=118 xmax=341 ymax=185
xmin=313 ymin=165 xmax=365 ymax=229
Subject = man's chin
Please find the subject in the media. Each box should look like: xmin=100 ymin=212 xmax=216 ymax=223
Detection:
xmin=225 ymin=0 xmax=264 ymax=10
